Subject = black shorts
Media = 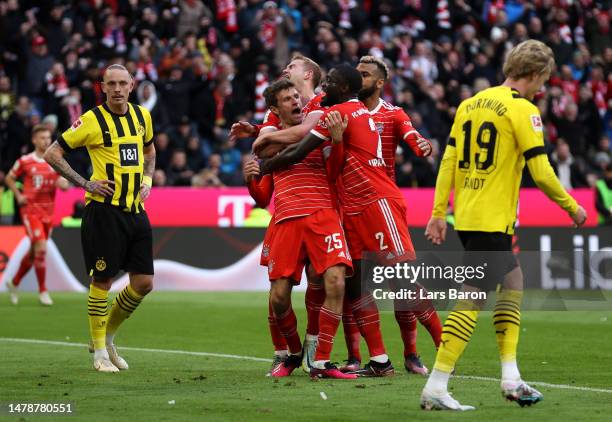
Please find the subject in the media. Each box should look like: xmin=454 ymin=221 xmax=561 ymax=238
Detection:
xmin=457 ymin=231 xmax=518 ymax=291
xmin=81 ymin=201 xmax=154 ymax=278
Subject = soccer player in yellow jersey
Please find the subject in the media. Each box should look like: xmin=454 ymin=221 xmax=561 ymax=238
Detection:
xmin=44 ymin=64 xmax=156 ymax=372
xmin=420 ymin=40 xmax=587 ymax=410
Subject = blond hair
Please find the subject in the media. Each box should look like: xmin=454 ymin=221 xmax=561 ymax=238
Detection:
xmin=291 ymin=54 xmax=322 ymax=88
xmin=359 ymin=55 xmax=390 ymax=81
xmin=503 ymin=40 xmax=555 ymax=80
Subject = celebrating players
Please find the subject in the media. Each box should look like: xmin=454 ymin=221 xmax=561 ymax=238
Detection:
xmin=5 ymin=125 xmax=69 ymax=306
xmin=420 ymin=40 xmax=587 ymax=410
xmin=44 ymin=64 xmax=156 ymax=373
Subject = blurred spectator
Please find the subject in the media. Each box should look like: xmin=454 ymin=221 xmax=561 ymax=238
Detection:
xmin=595 ymin=163 xmax=612 ymax=226
xmin=550 ymin=139 xmax=588 ymax=189
xmin=166 ymin=149 xmax=194 ymax=186
xmin=154 ymin=132 xmax=172 ymax=171
xmin=137 ymin=80 xmax=167 ymax=131
xmin=193 ymin=153 xmax=225 ymax=187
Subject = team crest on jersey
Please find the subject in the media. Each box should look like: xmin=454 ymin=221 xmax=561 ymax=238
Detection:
xmin=137 ymin=123 xmax=146 ymax=136
xmin=71 ymin=118 xmax=83 ymax=131
xmin=530 ymin=115 xmax=543 ymax=132
xmin=375 ymin=122 xmax=384 ymax=134
xmin=268 ymin=259 xmax=275 ymax=274
xmin=95 ymin=259 xmax=107 ymax=271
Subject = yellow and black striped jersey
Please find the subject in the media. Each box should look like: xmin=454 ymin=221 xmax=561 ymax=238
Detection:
xmin=433 ymin=85 xmax=577 ymax=234
xmin=59 ymin=102 xmax=153 ymax=213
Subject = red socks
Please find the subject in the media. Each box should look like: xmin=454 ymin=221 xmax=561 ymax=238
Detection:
xmin=394 ymin=308 xmax=418 ymax=357
xmin=350 ymin=293 xmax=386 ymax=358
xmin=412 ymin=284 xmax=442 ymax=348
xmin=274 ymin=307 xmax=302 ymax=354
xmin=33 ymin=249 xmax=47 ymax=293
xmin=305 ymin=281 xmax=325 ymax=336
xmin=268 ymin=300 xmax=288 ymax=351
xmin=12 ymin=253 xmax=33 ymax=287
xmin=342 ymin=299 xmax=361 ymax=361
xmin=314 ymin=307 xmax=341 ymax=362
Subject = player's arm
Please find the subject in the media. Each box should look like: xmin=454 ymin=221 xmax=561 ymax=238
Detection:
xmin=5 ymin=165 xmax=25 ymax=205
xmin=426 ymin=131 xmax=458 ymax=245
xmin=56 ymin=177 xmax=70 ymax=191
xmin=260 ymin=133 xmax=324 ymax=174
xmin=323 ymin=110 xmax=348 ymax=181
xmin=396 ymin=110 xmax=432 ymax=157
xmin=244 ymin=158 xmax=274 ymax=207
xmin=44 ymin=142 xmax=114 ymax=197
xmin=140 ymin=109 xmax=156 ymax=201
xmin=253 ymin=111 xmax=323 ymax=154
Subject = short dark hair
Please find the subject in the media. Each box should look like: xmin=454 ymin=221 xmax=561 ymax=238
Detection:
xmin=263 ymin=79 xmax=296 ymax=108
xmin=333 ymin=64 xmax=362 ymax=95
xmin=359 ymin=56 xmax=389 ymax=81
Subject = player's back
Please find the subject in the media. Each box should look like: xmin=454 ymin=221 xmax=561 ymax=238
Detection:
xmin=450 ymin=85 xmax=539 ymax=233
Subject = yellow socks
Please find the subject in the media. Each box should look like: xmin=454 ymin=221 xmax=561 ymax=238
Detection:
xmin=88 ymin=284 xmax=109 ymax=350
xmin=106 ymin=283 xmax=144 ymax=344
xmin=433 ymin=300 xmax=480 ymax=373
xmin=494 ymin=288 xmax=523 ymax=381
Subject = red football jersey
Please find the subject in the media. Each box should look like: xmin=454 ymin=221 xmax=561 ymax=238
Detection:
xmin=270 ymin=94 xmax=333 ymax=223
xmin=369 ymin=99 xmax=428 ymax=180
xmin=311 ymin=99 xmax=404 ymax=215
xmin=9 ymin=153 xmax=59 ymax=219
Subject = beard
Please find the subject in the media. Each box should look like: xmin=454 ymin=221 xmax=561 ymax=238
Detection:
xmin=320 ymin=92 xmax=339 ymax=107
xmin=358 ymin=85 xmax=378 ymax=101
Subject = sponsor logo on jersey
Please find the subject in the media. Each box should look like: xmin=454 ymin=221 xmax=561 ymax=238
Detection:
xmin=71 ymin=118 xmax=83 ymax=131
xmin=530 ymin=115 xmax=543 ymax=132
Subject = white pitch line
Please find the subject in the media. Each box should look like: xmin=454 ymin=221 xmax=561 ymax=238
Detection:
xmin=2 ymin=337 xmax=612 ymax=395
xmin=0 ymin=337 xmax=268 ymax=362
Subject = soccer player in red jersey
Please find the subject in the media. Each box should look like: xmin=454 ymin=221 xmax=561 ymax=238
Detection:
xmin=247 ymin=79 xmax=356 ymax=379
xmin=231 ymin=55 xmax=328 ymax=373
xmin=337 ymin=56 xmax=442 ymax=376
xmin=262 ymin=64 xmax=415 ymax=376
xmin=5 ymin=125 xmax=69 ymax=306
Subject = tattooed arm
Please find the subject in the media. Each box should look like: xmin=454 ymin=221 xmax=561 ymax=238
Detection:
xmin=140 ymin=143 xmax=156 ymax=201
xmin=44 ymin=141 xmax=115 ymax=197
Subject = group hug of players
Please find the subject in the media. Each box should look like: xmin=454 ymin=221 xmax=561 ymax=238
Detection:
xmin=230 ymin=55 xmax=442 ymax=380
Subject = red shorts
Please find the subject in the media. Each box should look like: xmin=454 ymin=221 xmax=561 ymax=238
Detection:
xmin=268 ymin=208 xmax=353 ymax=283
xmin=260 ymin=219 xmax=276 ymax=267
xmin=21 ymin=213 xmax=53 ymax=242
xmin=343 ymin=198 xmax=415 ymax=262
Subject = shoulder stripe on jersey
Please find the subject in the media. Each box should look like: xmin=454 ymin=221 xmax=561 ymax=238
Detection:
xmin=131 ymin=173 xmax=141 ymax=212
xmin=132 ymin=104 xmax=145 ymax=132
xmin=125 ymin=105 xmax=137 ymax=136
xmin=105 ymin=163 xmax=115 ymax=204
xmin=57 ymin=135 xmax=73 ymax=151
xmin=310 ymin=129 xmax=329 ymax=141
xmin=110 ymin=112 xmax=125 ymax=137
xmin=448 ymin=137 xmax=456 ymax=147
xmin=92 ymin=107 xmax=112 ymax=147
xmin=118 ymin=173 xmax=130 ymax=209
xmin=511 ymin=89 xmax=521 ymax=99
xmin=523 ymin=146 xmax=546 ymax=160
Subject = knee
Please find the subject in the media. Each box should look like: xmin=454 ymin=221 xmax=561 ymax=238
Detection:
xmin=135 ymin=277 xmax=154 ymax=296
xmin=269 ymin=285 xmax=289 ymax=312
xmin=324 ymin=266 xmax=345 ymax=298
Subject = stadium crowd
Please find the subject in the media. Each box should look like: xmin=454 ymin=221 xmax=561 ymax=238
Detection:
xmin=0 ymin=0 xmax=610 ymax=192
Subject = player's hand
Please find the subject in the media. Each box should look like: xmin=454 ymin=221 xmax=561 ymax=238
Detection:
xmin=230 ymin=121 xmax=258 ymax=142
xmin=85 ymin=179 xmax=115 ymax=197
xmin=425 ymin=217 xmax=447 ymax=245
xmin=570 ymin=205 xmax=587 ymax=228
xmin=15 ymin=193 xmax=27 ymax=206
xmin=140 ymin=183 xmax=152 ymax=201
xmin=243 ymin=158 xmax=261 ymax=182
xmin=417 ymin=137 xmax=432 ymax=156
xmin=325 ymin=111 xmax=348 ymax=144
xmin=252 ymin=133 xmax=270 ymax=155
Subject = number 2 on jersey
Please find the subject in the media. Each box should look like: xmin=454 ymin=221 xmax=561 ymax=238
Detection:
xmin=458 ymin=120 xmax=498 ymax=173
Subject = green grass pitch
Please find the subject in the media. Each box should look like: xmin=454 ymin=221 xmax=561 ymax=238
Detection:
xmin=1 ymin=291 xmax=611 ymax=421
